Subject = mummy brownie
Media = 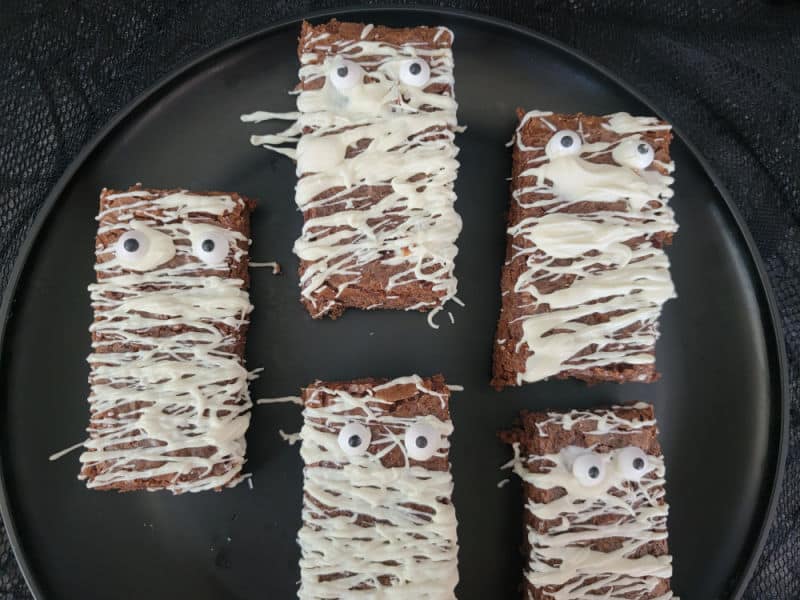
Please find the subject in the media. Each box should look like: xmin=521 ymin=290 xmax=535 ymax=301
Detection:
xmin=500 ymin=403 xmax=677 ymax=599
xmin=243 ymin=20 xmax=462 ymax=322
xmin=79 ymin=186 xmax=255 ymax=493
xmin=492 ymin=110 xmax=678 ymax=387
xmin=297 ymin=375 xmax=459 ymax=598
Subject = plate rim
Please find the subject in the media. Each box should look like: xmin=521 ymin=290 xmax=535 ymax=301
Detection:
xmin=0 ymin=6 xmax=788 ymax=599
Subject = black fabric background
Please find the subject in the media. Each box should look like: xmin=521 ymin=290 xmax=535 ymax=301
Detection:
xmin=1 ymin=1 xmax=798 ymax=598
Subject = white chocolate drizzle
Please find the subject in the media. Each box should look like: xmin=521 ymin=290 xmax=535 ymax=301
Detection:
xmin=241 ymin=24 xmax=462 ymax=320
xmin=256 ymin=395 xmax=304 ymax=405
xmin=507 ymin=405 xmax=676 ymax=599
xmin=49 ymin=440 xmax=86 ymax=461
xmin=80 ymin=190 xmax=254 ymax=493
xmin=507 ymin=111 xmax=678 ymax=382
xmin=532 ymin=402 xmax=656 ymax=437
xmin=279 ymin=429 xmax=301 ymax=446
xmin=250 ymin=260 xmax=281 ymax=274
xmin=298 ymin=375 xmax=458 ymax=598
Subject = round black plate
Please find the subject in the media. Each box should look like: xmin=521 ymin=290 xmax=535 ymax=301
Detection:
xmin=0 ymin=8 xmax=787 ymax=600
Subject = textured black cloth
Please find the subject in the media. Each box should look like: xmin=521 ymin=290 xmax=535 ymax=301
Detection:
xmin=1 ymin=1 xmax=798 ymax=598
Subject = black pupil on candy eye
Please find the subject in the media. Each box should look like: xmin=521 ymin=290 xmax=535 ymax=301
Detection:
xmin=348 ymin=435 xmax=361 ymax=448
xmin=638 ymin=143 xmax=649 ymax=154
xmin=588 ymin=466 xmax=600 ymax=478
xmin=123 ymin=238 xmax=139 ymax=253
xmin=337 ymin=66 xmax=349 ymax=78
xmin=560 ymin=135 xmax=574 ymax=148
xmin=633 ymin=457 xmax=645 ymax=470
xmin=201 ymin=239 xmax=215 ymax=252
xmin=415 ymin=435 xmax=428 ymax=448
xmin=409 ymin=62 xmax=422 ymax=75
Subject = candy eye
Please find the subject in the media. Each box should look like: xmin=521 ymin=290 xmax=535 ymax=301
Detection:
xmin=399 ymin=59 xmax=430 ymax=87
xmin=615 ymin=447 xmax=650 ymax=481
xmin=329 ymin=59 xmax=364 ymax=90
xmin=545 ymin=130 xmax=583 ymax=158
xmin=115 ymin=227 xmax=175 ymax=271
xmin=117 ymin=231 xmax=149 ymax=262
xmin=337 ymin=422 xmax=371 ymax=456
xmin=192 ymin=228 xmax=230 ymax=265
xmin=404 ymin=422 xmax=440 ymax=461
xmin=612 ymin=138 xmax=655 ymax=170
xmin=571 ymin=453 xmax=606 ymax=487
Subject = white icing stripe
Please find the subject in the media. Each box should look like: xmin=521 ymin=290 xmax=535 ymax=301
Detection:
xmin=249 ymin=261 xmax=281 ymax=274
xmin=509 ymin=111 xmax=678 ymax=383
xmin=603 ymin=112 xmax=673 ymax=134
xmin=533 ymin=401 xmax=656 ymax=437
xmin=80 ymin=190 xmax=254 ymax=493
xmin=298 ymin=375 xmax=458 ymax=598
xmin=242 ymin=25 xmax=462 ymax=319
xmin=49 ymin=440 xmax=85 ymax=461
xmin=256 ymin=395 xmax=303 ymax=405
xmin=508 ymin=406 xmax=676 ymax=599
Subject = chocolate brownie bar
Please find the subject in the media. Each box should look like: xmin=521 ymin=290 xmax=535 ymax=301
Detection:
xmin=244 ymin=20 xmax=462 ymax=320
xmin=297 ymin=374 xmax=459 ymax=597
xmin=500 ymin=403 xmax=676 ymax=600
xmin=79 ymin=185 xmax=255 ymax=493
xmin=492 ymin=110 xmax=677 ymax=387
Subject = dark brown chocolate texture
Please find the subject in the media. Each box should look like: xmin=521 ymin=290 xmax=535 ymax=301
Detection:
xmin=492 ymin=110 xmax=674 ymax=388
xmin=81 ymin=185 xmax=255 ymax=492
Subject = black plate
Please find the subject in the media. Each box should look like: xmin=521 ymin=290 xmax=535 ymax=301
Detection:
xmin=0 ymin=7 xmax=787 ymax=600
